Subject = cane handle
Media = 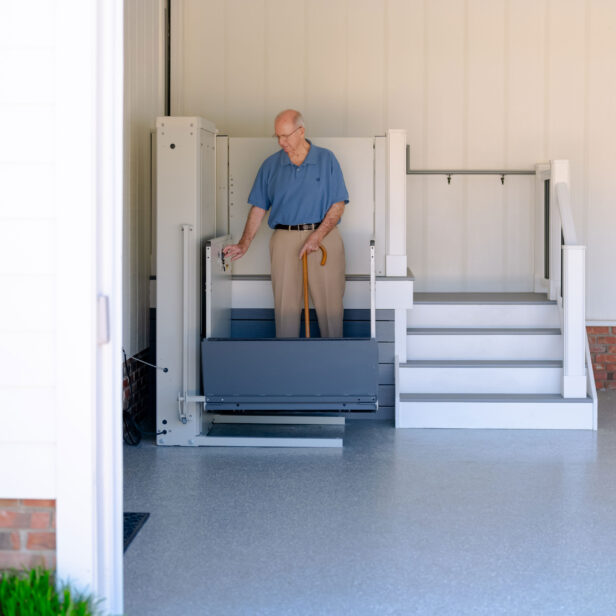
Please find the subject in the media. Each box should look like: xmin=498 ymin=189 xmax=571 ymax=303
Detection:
xmin=319 ymin=244 xmax=327 ymax=266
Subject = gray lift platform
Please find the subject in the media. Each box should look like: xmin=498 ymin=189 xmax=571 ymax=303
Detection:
xmin=196 ymin=237 xmax=379 ymax=447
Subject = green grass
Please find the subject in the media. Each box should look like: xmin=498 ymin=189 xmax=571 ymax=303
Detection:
xmin=0 ymin=568 xmax=101 ymax=616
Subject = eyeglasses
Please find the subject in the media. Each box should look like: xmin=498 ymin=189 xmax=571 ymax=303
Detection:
xmin=273 ymin=126 xmax=302 ymax=141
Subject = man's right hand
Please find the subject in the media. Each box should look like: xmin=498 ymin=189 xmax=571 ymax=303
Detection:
xmin=222 ymin=206 xmax=266 ymax=261
xmin=222 ymin=242 xmax=248 ymax=261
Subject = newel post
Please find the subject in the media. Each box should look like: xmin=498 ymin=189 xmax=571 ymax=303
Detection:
xmin=562 ymin=245 xmax=587 ymax=398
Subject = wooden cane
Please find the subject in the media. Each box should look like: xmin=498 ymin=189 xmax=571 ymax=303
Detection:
xmin=302 ymin=252 xmax=310 ymax=338
xmin=302 ymin=245 xmax=328 ymax=338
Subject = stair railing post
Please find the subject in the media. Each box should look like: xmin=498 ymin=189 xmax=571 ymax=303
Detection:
xmin=534 ymin=163 xmax=551 ymax=294
xmin=562 ymin=245 xmax=587 ymax=398
xmin=552 ymin=160 xmax=587 ymax=399
xmin=549 ymin=161 xmax=564 ymax=301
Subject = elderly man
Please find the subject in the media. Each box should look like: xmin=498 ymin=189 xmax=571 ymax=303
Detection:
xmin=223 ymin=109 xmax=349 ymax=338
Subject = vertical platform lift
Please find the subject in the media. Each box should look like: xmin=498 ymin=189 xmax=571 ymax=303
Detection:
xmin=155 ymin=117 xmax=413 ymax=446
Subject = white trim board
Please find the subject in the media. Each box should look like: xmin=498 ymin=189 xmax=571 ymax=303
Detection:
xmin=55 ymin=0 xmax=124 ymax=613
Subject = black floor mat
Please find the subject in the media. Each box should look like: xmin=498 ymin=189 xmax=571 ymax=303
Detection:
xmin=124 ymin=512 xmax=150 ymax=552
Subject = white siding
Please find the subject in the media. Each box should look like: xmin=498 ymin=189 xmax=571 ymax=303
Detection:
xmin=0 ymin=0 xmax=57 ymax=496
xmin=124 ymin=0 xmax=166 ymax=354
xmin=172 ymin=0 xmax=616 ymax=319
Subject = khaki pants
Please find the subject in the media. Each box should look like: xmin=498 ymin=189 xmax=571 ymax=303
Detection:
xmin=270 ymin=227 xmax=345 ymax=338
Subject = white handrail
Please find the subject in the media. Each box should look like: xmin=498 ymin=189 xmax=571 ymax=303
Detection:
xmin=585 ymin=335 xmax=598 ymax=429
xmin=555 ymin=182 xmax=577 ymax=245
xmin=179 ymin=223 xmax=193 ymax=423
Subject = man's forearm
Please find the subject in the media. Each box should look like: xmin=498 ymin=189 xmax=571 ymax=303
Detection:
xmin=223 ymin=205 xmax=266 ymax=261
xmin=313 ymin=201 xmax=345 ymax=242
xmin=239 ymin=206 xmax=267 ymax=248
xmin=298 ymin=201 xmax=345 ymax=259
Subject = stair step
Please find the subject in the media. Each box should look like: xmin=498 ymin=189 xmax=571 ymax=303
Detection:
xmin=413 ymin=292 xmax=556 ymax=304
xmin=406 ymin=329 xmax=562 ymax=360
xmin=397 ymin=394 xmax=594 ymax=429
xmin=408 ymin=297 xmax=559 ymax=328
xmin=399 ymin=360 xmax=562 ymax=394
xmin=407 ymin=328 xmax=561 ymax=335
xmin=401 ymin=360 xmax=562 ymax=367
xmin=400 ymin=393 xmax=587 ymax=402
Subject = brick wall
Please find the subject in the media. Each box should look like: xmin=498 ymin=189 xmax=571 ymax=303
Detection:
xmin=0 ymin=499 xmax=56 ymax=570
xmin=588 ymin=326 xmax=616 ymax=391
xmin=123 ymin=347 xmax=155 ymax=437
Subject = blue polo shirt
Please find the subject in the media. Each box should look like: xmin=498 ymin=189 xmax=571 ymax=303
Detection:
xmin=248 ymin=141 xmax=349 ymax=228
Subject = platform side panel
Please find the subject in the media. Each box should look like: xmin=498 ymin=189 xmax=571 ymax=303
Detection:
xmin=202 ymin=339 xmax=379 ymax=411
xmin=205 ymin=236 xmax=232 ymax=338
xmin=228 ymin=138 xmax=375 ymax=276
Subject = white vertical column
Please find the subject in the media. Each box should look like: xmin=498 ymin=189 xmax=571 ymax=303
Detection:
xmin=374 ymin=137 xmax=387 ymax=276
xmin=385 ymin=129 xmax=407 ymax=277
xmin=94 ymin=0 xmax=124 ymax=611
xmin=56 ymin=0 xmax=124 ymax=613
xmin=169 ymin=0 xmax=185 ymax=115
xmin=562 ymin=246 xmax=587 ymax=398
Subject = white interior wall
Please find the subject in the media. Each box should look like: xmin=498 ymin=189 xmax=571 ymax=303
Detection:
xmin=123 ymin=0 xmax=165 ymax=355
xmin=170 ymin=0 xmax=616 ymax=320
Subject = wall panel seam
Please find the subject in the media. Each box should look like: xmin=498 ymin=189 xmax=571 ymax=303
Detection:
xmin=543 ymin=0 xmax=550 ymax=160
xmin=462 ymin=0 xmax=469 ymax=288
xmin=583 ymin=0 xmax=590 ymax=244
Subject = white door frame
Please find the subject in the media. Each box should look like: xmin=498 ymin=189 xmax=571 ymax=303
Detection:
xmin=55 ymin=1 xmax=124 ymax=613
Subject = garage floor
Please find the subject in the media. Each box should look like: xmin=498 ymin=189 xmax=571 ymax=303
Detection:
xmin=124 ymin=392 xmax=616 ymax=615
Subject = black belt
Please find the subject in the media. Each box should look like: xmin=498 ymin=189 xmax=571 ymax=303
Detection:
xmin=275 ymin=223 xmax=321 ymax=231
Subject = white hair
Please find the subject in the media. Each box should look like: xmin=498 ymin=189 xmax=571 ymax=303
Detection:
xmin=293 ymin=111 xmax=305 ymax=129
xmin=275 ymin=109 xmax=304 ymax=129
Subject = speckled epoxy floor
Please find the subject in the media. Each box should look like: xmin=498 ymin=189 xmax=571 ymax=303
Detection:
xmin=124 ymin=392 xmax=616 ymax=615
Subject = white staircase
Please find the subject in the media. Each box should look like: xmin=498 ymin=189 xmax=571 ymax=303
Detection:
xmin=396 ymin=293 xmax=595 ymax=430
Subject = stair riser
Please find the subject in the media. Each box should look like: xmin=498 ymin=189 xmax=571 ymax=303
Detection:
xmin=408 ymin=305 xmax=559 ymax=328
xmin=397 ymin=401 xmax=594 ymax=429
xmin=407 ymin=334 xmax=562 ymax=360
xmin=399 ymin=367 xmax=562 ymax=394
